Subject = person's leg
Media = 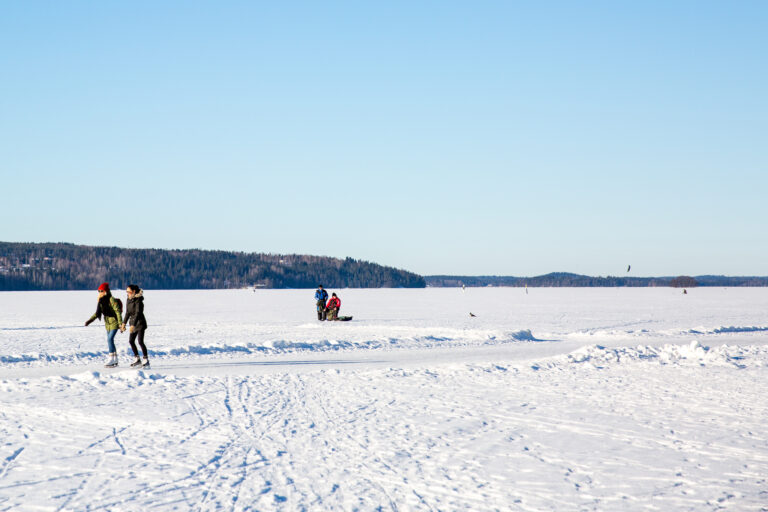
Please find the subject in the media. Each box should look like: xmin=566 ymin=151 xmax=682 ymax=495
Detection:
xmin=105 ymin=330 xmax=118 ymax=366
xmin=136 ymin=329 xmax=148 ymax=359
xmin=128 ymin=331 xmax=140 ymax=357
xmin=106 ymin=329 xmax=117 ymax=353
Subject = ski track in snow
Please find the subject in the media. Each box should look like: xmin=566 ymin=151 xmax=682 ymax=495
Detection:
xmin=2 ymin=358 xmax=768 ymax=510
xmin=1 ymin=288 xmax=768 ymax=511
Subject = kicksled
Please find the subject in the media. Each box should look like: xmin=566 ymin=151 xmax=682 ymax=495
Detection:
xmin=317 ymin=304 xmax=353 ymax=322
xmin=324 ymin=315 xmax=353 ymax=322
xmin=319 ymin=311 xmax=353 ymax=322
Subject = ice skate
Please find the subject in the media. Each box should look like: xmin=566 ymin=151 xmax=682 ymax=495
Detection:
xmin=104 ymin=353 xmax=118 ymax=368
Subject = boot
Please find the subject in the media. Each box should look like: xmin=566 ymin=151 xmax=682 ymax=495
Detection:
xmin=141 ymin=358 xmax=150 ymax=369
xmin=130 ymin=356 xmax=142 ymax=367
xmin=104 ymin=353 xmax=118 ymax=368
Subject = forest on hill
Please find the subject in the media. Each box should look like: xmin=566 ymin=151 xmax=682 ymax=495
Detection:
xmin=0 ymin=242 xmax=426 ymax=290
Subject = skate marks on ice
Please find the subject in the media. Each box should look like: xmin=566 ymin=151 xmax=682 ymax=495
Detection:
xmin=2 ymin=355 xmax=768 ymax=511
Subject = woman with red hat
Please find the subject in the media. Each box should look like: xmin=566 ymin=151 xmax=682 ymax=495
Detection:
xmin=84 ymin=282 xmax=123 ymax=367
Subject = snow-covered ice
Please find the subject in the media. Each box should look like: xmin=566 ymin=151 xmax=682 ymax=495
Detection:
xmin=1 ymin=288 xmax=767 ymax=510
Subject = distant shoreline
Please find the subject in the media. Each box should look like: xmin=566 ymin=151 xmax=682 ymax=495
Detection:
xmin=425 ymin=273 xmax=768 ymax=288
xmin=3 ymin=242 xmax=766 ymax=290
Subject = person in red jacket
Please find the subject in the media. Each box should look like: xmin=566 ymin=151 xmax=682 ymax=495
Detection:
xmin=325 ymin=293 xmax=341 ymax=321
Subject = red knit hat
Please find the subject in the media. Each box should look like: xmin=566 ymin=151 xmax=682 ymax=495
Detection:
xmin=97 ymin=282 xmax=110 ymax=292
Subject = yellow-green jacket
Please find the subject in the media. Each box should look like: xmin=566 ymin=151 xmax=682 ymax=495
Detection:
xmin=88 ymin=296 xmax=123 ymax=331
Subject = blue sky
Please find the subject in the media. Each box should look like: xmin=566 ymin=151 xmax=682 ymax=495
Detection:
xmin=1 ymin=1 xmax=766 ymax=276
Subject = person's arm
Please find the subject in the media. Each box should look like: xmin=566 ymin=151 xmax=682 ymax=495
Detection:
xmin=85 ymin=312 xmax=97 ymax=326
xmin=112 ymin=298 xmax=123 ymax=326
xmin=121 ymin=303 xmax=131 ymax=331
xmin=123 ymin=302 xmax=134 ymax=325
xmin=85 ymin=302 xmax=100 ymax=326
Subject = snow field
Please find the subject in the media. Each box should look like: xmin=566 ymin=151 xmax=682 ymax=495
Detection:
xmin=2 ymin=355 xmax=767 ymax=510
xmin=1 ymin=288 xmax=768 ymax=510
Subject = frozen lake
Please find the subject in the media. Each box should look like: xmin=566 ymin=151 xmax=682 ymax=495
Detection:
xmin=1 ymin=288 xmax=767 ymax=510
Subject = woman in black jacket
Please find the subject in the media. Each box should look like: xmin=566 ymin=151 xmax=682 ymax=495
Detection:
xmin=120 ymin=284 xmax=150 ymax=368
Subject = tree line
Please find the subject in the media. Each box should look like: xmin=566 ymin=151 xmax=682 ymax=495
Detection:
xmin=3 ymin=242 xmax=765 ymax=291
xmin=0 ymin=242 xmax=426 ymax=290
xmin=425 ymin=272 xmax=768 ymax=288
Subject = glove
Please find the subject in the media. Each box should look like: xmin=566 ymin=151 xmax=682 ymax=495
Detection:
xmin=84 ymin=319 xmax=94 ymax=326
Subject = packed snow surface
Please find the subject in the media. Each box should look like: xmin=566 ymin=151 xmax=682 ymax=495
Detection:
xmin=1 ymin=288 xmax=767 ymax=510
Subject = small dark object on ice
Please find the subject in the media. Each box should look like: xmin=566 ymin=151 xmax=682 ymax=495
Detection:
xmin=469 ymin=312 xmax=476 ymax=317
xmin=336 ymin=316 xmax=353 ymax=321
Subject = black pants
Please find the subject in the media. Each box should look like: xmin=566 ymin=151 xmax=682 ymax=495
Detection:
xmin=316 ymin=300 xmax=327 ymax=320
xmin=128 ymin=329 xmax=148 ymax=358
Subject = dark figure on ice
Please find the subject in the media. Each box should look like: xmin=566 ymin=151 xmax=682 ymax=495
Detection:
xmin=326 ymin=293 xmax=341 ymax=321
xmin=121 ymin=284 xmax=150 ymax=369
xmin=84 ymin=282 xmax=123 ymax=368
xmin=315 ymin=285 xmax=329 ymax=320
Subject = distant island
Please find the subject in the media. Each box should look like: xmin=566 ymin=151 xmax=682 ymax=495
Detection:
xmin=425 ymin=273 xmax=768 ymax=288
xmin=0 ymin=242 xmax=426 ymax=290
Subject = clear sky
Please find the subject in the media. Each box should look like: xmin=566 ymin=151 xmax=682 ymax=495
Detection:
xmin=1 ymin=1 xmax=766 ymax=277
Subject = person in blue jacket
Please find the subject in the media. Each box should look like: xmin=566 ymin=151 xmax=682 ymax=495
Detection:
xmin=314 ymin=285 xmax=329 ymax=320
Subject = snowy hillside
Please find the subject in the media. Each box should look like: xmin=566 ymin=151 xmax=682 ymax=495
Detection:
xmin=1 ymin=288 xmax=767 ymax=510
